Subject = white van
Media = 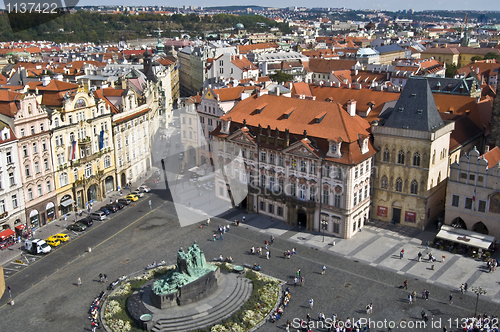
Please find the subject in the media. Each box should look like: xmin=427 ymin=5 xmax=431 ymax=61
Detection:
xmin=90 ymin=211 xmax=106 ymax=221
xmin=25 ymin=239 xmax=51 ymax=254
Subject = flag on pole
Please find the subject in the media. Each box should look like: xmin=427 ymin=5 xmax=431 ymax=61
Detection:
xmin=69 ymin=141 xmax=77 ymax=161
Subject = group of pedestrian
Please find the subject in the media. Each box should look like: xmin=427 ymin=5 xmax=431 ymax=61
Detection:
xmin=365 ymin=303 xmax=373 ymax=314
xmin=270 ymin=288 xmax=291 ymax=326
xmin=213 ymin=224 xmax=229 ymax=241
xmin=293 ymin=268 xmax=305 ymax=286
xmin=487 ymin=258 xmax=498 ymax=272
xmin=460 ymin=283 xmax=469 ymax=293
xmin=283 ymin=247 xmax=297 ymax=259
xmin=98 ymin=273 xmax=108 ymax=283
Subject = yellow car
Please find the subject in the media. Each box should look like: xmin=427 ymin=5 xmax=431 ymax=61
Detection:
xmin=49 ymin=233 xmax=69 ymax=243
xmin=124 ymin=194 xmax=139 ymax=202
xmin=45 ymin=238 xmax=61 ymax=247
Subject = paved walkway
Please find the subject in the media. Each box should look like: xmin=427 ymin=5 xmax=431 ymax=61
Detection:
xmin=0 ymin=167 xmax=160 ymax=267
xmin=219 ymin=210 xmax=500 ymax=304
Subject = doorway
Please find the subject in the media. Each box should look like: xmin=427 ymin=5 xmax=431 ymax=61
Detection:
xmin=392 ymin=208 xmax=401 ymax=224
xmin=297 ymin=209 xmax=307 ymax=228
xmin=87 ymin=184 xmax=98 ymax=202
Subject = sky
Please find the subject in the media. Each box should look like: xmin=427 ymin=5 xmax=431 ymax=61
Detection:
xmin=76 ymin=0 xmax=500 ymax=12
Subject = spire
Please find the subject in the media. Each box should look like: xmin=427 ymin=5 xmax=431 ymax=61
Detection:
xmin=154 ymin=25 xmax=165 ymax=55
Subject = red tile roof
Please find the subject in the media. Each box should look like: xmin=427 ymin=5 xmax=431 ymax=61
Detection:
xmin=308 ymin=59 xmax=357 ymax=73
xmin=482 ymin=146 xmax=500 ymax=169
xmin=212 ymin=86 xmax=245 ymax=101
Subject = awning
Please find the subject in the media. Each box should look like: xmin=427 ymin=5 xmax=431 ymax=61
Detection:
xmin=436 ymin=225 xmax=495 ymax=250
xmin=0 ymin=228 xmax=15 ymax=240
xmin=15 ymin=225 xmax=25 ymax=231
xmin=60 ymin=199 xmax=75 ymax=207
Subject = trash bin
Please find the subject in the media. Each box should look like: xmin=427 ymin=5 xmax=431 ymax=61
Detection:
xmin=140 ymin=314 xmax=153 ymax=331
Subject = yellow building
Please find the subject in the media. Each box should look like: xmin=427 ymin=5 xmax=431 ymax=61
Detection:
xmin=372 ymin=77 xmax=454 ymax=229
xmin=421 ymin=46 xmax=460 ymax=67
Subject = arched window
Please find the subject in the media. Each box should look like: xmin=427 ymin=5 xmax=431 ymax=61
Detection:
xmin=59 ymin=172 xmax=68 ymax=186
xmin=413 ymin=152 xmax=420 ymax=166
xmin=432 ymin=151 xmax=436 ymax=165
xmin=383 ymin=149 xmax=390 ymax=162
xmin=397 ymin=150 xmax=405 ymax=164
xmin=395 ymin=177 xmax=403 ymax=192
xmin=73 ymin=168 xmax=78 ymax=181
xmin=54 ymin=118 xmax=59 ymax=127
xmin=410 ymin=180 xmax=418 ymax=194
xmin=69 ymin=132 xmax=75 ymax=142
xmin=381 ymin=175 xmax=388 ymax=189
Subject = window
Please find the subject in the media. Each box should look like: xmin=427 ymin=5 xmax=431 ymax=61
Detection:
xmin=353 ymin=192 xmax=357 ymax=206
xmin=310 ymin=162 xmax=316 ymax=174
xmin=383 ymin=149 xmax=390 ymax=162
xmin=42 ymin=140 xmax=47 ymax=151
xmin=291 ymin=158 xmax=297 ymax=170
xmin=31 ymin=125 xmax=35 ymax=135
xmin=28 ymin=188 xmax=33 ymax=200
xmin=331 ymin=143 xmax=337 ymax=153
xmin=85 ymin=164 xmax=92 ymax=178
xmin=381 ymin=176 xmax=388 ymax=189
xmin=469 ymin=174 xmax=475 ymax=181
xmin=355 ymin=167 xmax=359 ymax=179
xmin=460 ymin=173 xmax=468 ymax=180
xmin=104 ymin=156 xmax=111 ymax=168
xmin=310 ymin=187 xmax=316 ymax=201
xmin=9 ymin=172 xmax=14 ymax=186
xmin=34 ymin=161 xmax=40 ymax=174
xmin=365 ymin=185 xmax=368 ymax=199
xmin=25 ymin=164 xmax=30 ymax=177
xmin=360 ymin=164 xmax=364 ymax=175
xmin=33 ymin=143 xmax=37 ymax=154
xmin=269 ymin=153 xmax=275 ymax=165
xmin=451 ymin=195 xmax=460 ymax=207
xmin=464 ymin=197 xmax=473 ymax=210
xmin=59 ymin=173 xmax=68 ymax=186
xmin=334 ymin=194 xmax=341 ymax=207
xmin=359 ymin=188 xmax=363 ymax=201
xmin=395 ymin=178 xmax=403 ymax=192
xmin=249 ymin=151 xmax=254 ymax=160
xmin=478 ymin=176 xmax=484 ymax=182
xmin=73 ymin=169 xmax=78 ymax=181
xmin=353 ymin=221 xmax=357 ymax=233
xmin=278 ymin=155 xmax=284 ymax=167
xmin=334 ymin=167 xmax=342 ymax=180
xmin=410 ymin=180 xmax=418 ymax=194
xmin=323 ymin=165 xmax=330 ymax=177
xmin=290 ymin=183 xmax=296 ymax=196
xmin=23 ymin=145 xmax=28 ymax=157
xmin=478 ymin=200 xmax=487 ymax=213
xmin=37 ymin=184 xmax=42 ymax=196
xmin=333 ymin=222 xmax=340 ymax=234
xmin=365 ymin=160 xmax=370 ymax=174
xmin=278 ymin=179 xmax=284 ymax=193
xmin=300 ymin=161 xmax=306 ymax=172
xmin=269 ymin=176 xmax=275 ymax=190
xmin=40 ymin=123 xmax=44 ymax=132
xmin=0 ymin=200 xmax=5 ymax=213
xmin=397 ymin=150 xmax=405 ymax=164
xmin=322 ymin=189 xmax=329 ymax=204
xmin=260 ymin=174 xmax=266 ymax=187
xmin=268 ymin=203 xmax=274 ymax=214
xmin=20 ymin=128 xmax=25 ymax=137
xmin=6 ymin=151 xmax=12 ymax=164
xmin=260 ymin=151 xmax=266 ymax=162
xmin=413 ymin=152 xmax=420 ymax=166
xmin=432 ymin=151 xmax=436 ymax=165
xmin=299 ymin=185 xmax=306 ymax=200
xmin=11 ymin=194 xmax=18 ymax=208
xmin=277 ymin=206 xmax=283 ymax=216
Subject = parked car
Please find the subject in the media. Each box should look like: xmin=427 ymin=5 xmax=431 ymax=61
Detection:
xmin=138 ymin=185 xmax=151 ymax=193
xmin=104 ymin=204 xmax=118 ymax=213
xmin=49 ymin=233 xmax=69 ymax=242
xmin=178 ymin=152 xmax=184 ymax=159
xmin=89 ymin=211 xmax=106 ymax=221
xmin=98 ymin=208 xmax=110 ymax=216
xmin=67 ymin=223 xmax=86 ymax=232
xmin=112 ymin=202 xmax=124 ymax=210
xmin=132 ymin=190 xmax=144 ymax=198
xmin=118 ymin=198 xmax=131 ymax=205
xmin=124 ymin=194 xmax=139 ymax=202
xmin=78 ymin=217 xmax=94 ymax=227
xmin=45 ymin=238 xmax=61 ymax=247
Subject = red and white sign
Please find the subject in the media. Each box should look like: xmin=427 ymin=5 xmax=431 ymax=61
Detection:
xmin=405 ymin=211 xmax=416 ymax=223
xmin=377 ymin=206 xmax=388 ymax=217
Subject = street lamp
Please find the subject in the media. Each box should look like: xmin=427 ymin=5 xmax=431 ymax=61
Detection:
xmin=321 ymin=220 xmax=328 ymax=242
xmin=471 ymin=286 xmax=487 ymax=317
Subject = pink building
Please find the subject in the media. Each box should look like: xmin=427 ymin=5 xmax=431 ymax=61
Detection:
xmin=14 ymin=94 xmax=57 ymax=229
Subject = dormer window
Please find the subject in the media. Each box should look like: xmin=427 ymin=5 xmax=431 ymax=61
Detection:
xmin=361 ymin=138 xmax=369 ymax=154
xmin=328 ymin=140 xmax=342 ymax=158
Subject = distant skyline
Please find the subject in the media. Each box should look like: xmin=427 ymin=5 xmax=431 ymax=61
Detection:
xmin=77 ymin=1 xmax=500 ymax=12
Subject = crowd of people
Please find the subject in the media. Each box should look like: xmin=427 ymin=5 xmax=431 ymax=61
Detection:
xmin=270 ymin=288 xmax=292 ymax=325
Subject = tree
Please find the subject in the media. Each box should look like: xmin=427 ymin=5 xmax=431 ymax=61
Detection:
xmin=445 ymin=63 xmax=458 ymax=78
xmin=269 ymin=70 xmax=293 ymax=84
xmin=470 ymin=56 xmax=483 ymax=62
xmin=484 ymin=52 xmax=500 ymax=60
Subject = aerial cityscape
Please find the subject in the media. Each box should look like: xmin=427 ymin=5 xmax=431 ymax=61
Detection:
xmin=0 ymin=3 xmax=499 ymax=332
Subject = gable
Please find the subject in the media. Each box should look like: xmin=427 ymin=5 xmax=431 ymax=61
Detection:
xmin=227 ymin=130 xmax=257 ymax=146
xmin=284 ymin=141 xmax=319 ymax=159
xmin=203 ymin=89 xmax=217 ymax=101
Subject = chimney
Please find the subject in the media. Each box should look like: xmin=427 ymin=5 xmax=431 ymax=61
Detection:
xmin=355 ymin=83 xmax=361 ymax=90
xmin=276 ymin=87 xmax=280 ymax=96
xmin=54 ymin=73 xmax=63 ymax=81
xmin=476 ymin=67 xmax=480 ymax=74
xmin=41 ymin=75 xmax=51 ymax=87
xmin=347 ymin=99 xmax=356 ymax=116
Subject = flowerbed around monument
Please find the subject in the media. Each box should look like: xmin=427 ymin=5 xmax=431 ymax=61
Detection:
xmin=101 ymin=262 xmax=281 ymax=332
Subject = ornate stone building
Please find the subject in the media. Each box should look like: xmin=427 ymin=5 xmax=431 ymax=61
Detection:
xmin=371 ymin=77 xmax=455 ymax=229
xmin=212 ymin=94 xmax=376 ymax=239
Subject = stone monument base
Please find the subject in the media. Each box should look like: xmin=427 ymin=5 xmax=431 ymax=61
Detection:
xmin=150 ymin=267 xmax=220 ymax=309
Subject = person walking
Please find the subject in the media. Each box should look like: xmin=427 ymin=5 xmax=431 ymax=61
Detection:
xmin=449 ymin=294 xmax=453 ymax=304
xmin=294 ymin=277 xmax=298 ymax=286
xmin=242 ymin=215 xmax=246 ymax=223
xmin=442 ymin=255 xmax=446 ymax=263
xmin=400 ymin=249 xmax=405 ymax=259
xmin=270 ymin=235 xmax=274 ymax=245
xmin=297 ymin=269 xmax=301 ymax=278
xmin=219 ymin=232 xmax=223 ymax=240
xmin=369 ymin=303 xmax=373 ymax=314
xmin=418 ymin=252 xmax=422 ymax=262
xmin=408 ymin=293 xmax=413 ymax=304
xmin=207 ymin=218 xmax=210 ymax=226
xmin=309 ymin=298 xmax=314 ymax=309
xmin=99 ymin=273 xmax=103 ymax=283
xmin=425 ymin=289 xmax=430 ymax=300
xmin=464 ymin=283 xmax=468 ymax=292
xmin=322 ymin=265 xmax=326 ymax=275
xmin=266 ymin=250 xmax=270 ymax=259
xmin=460 ymin=284 xmax=465 ymax=294
xmin=213 ymin=234 xmax=216 ymax=241
xmin=104 ymin=274 xmax=107 ymax=282
xmin=77 ymin=277 xmax=82 ymax=286
xmin=366 ymin=303 xmax=370 ymax=314
xmin=403 ymin=280 xmax=408 ymax=290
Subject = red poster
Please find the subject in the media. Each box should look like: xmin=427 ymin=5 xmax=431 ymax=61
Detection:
xmin=377 ymin=206 xmax=387 ymax=217
xmin=405 ymin=211 xmax=416 ymax=223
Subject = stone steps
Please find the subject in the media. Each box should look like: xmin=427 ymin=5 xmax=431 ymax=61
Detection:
xmin=151 ymin=276 xmax=253 ymax=332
